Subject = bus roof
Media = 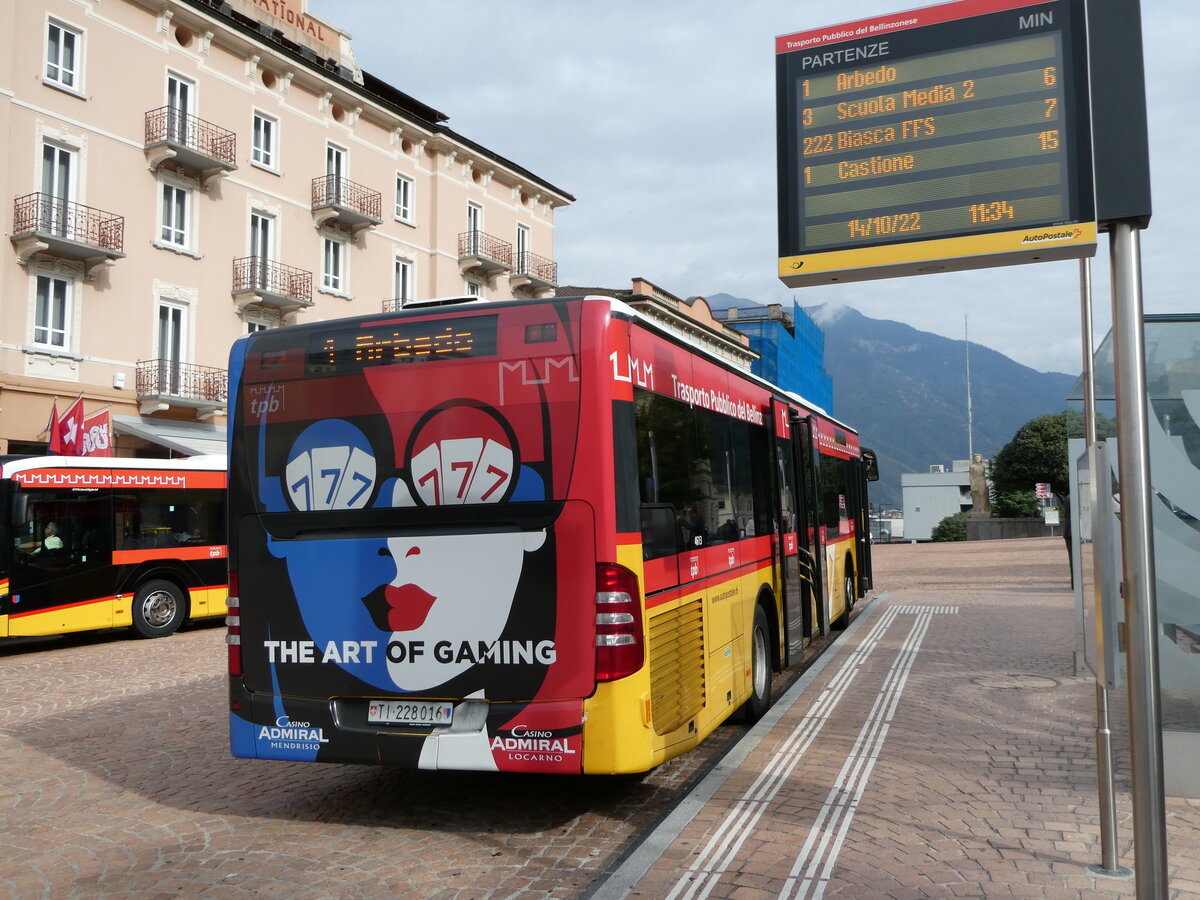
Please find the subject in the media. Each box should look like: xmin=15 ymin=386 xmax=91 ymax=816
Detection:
xmin=0 ymin=454 xmax=225 ymax=479
xmin=235 ymin=293 xmax=861 ymax=439
xmin=601 ymin=297 xmax=864 ymax=435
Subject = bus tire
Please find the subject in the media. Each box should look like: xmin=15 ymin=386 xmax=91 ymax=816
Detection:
xmin=741 ymin=605 xmax=773 ymax=724
xmin=831 ymin=566 xmax=855 ymax=630
xmin=131 ymin=579 xmax=187 ymax=638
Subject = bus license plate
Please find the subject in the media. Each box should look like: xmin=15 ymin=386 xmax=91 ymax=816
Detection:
xmin=367 ymin=700 xmax=454 ymax=726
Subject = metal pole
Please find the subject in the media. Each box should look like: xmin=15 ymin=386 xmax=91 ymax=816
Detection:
xmin=965 ymin=316 xmax=974 ymax=460
xmin=1109 ymin=221 xmax=1168 ymax=896
xmin=1080 ymin=257 xmax=1125 ymax=879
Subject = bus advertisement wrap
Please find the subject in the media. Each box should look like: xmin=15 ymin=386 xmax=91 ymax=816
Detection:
xmin=229 ymin=301 xmax=594 ymax=772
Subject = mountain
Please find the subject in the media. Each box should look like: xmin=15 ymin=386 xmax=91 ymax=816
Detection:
xmin=707 ymin=294 xmax=1077 ymax=510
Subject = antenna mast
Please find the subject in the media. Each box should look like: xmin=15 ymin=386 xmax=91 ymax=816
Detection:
xmin=965 ymin=316 xmax=974 ymax=459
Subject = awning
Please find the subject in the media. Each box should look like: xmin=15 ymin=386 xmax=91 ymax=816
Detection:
xmin=112 ymin=415 xmax=226 ymax=457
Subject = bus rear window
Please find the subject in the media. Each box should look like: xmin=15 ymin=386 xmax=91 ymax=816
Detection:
xmin=306 ymin=315 xmax=498 ymax=375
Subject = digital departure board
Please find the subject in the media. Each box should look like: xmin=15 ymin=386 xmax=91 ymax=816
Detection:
xmin=776 ymin=0 xmax=1095 ymax=287
xmin=307 ymin=315 xmax=498 ymax=374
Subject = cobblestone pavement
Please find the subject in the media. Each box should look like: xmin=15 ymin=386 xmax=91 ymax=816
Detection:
xmin=0 ymin=585 xmax=845 ymax=899
xmin=603 ymin=538 xmax=1200 ymax=899
xmin=8 ymin=538 xmax=1196 ymax=899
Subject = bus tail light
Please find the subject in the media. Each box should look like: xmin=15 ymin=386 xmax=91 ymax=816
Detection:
xmin=226 ymin=573 xmax=242 ymax=677
xmin=595 ymin=563 xmax=644 ymax=682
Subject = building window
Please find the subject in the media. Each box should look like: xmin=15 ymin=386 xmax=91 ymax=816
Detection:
xmin=34 ymin=275 xmax=71 ymax=349
xmin=166 ymin=72 xmax=194 ymax=144
xmin=160 ymin=182 xmax=190 ymax=249
xmin=245 ymin=317 xmax=271 ymax=334
xmin=158 ymin=300 xmax=187 ymax=363
xmin=252 ymin=112 xmax=277 ymax=169
xmin=394 ymin=257 xmax=413 ymax=305
xmin=322 ymin=236 xmax=344 ymax=292
xmin=250 ymin=211 xmax=273 ymax=258
xmin=46 ymin=20 xmax=81 ymax=91
xmin=157 ymin=300 xmax=188 ymax=394
xmin=39 ymin=142 xmax=75 ymax=237
xmin=395 ymin=174 xmax=414 ymax=223
xmin=516 ymin=223 xmax=530 ymax=270
xmin=465 ymin=280 xmax=482 ymax=299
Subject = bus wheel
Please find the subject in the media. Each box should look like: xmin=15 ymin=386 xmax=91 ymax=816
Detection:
xmin=831 ymin=568 xmax=855 ymax=630
xmin=741 ymin=605 xmax=773 ymax=724
xmin=132 ymin=580 xmax=187 ymax=638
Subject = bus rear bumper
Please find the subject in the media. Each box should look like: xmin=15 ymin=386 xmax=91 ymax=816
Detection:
xmin=229 ymin=687 xmax=585 ymax=773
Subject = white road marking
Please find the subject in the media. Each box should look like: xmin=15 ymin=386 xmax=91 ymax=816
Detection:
xmin=780 ymin=608 xmax=941 ymax=899
xmin=661 ymin=603 xmax=956 ymax=900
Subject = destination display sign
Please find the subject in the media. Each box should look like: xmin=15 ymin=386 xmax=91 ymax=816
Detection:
xmin=306 ymin=315 xmax=499 ymax=374
xmin=776 ymin=0 xmax=1095 ymax=286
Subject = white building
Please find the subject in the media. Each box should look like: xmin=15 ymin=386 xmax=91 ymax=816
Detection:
xmin=901 ymin=460 xmax=974 ymax=541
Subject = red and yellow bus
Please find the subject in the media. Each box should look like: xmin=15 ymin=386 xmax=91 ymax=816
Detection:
xmin=0 ymin=455 xmax=228 ymax=639
xmin=226 ymin=295 xmax=876 ymax=773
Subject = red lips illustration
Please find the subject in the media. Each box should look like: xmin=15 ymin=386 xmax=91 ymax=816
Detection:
xmin=384 ymin=583 xmax=436 ymax=631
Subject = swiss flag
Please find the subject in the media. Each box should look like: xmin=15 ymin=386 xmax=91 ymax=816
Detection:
xmin=57 ymin=397 xmax=86 ymax=456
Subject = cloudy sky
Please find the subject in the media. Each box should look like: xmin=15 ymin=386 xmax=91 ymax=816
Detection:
xmin=309 ymin=0 xmax=1195 ymax=376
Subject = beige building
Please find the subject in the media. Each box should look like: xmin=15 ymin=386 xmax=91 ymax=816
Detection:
xmin=1 ymin=0 xmax=573 ymax=455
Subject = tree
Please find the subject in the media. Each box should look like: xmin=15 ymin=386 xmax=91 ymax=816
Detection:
xmin=991 ymin=489 xmax=1040 ymax=518
xmin=989 ymin=409 xmax=1115 ymax=498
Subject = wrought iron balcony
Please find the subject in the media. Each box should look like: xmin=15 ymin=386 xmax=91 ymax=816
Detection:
xmin=231 ymin=256 xmax=313 ymax=314
xmin=510 ymin=250 xmax=558 ymax=292
xmin=135 ymin=359 xmax=228 ymax=419
xmin=458 ymin=230 xmax=512 ymax=276
xmin=144 ymin=107 xmax=237 ymax=183
xmin=11 ymin=192 xmax=125 ymax=275
xmin=311 ymin=175 xmax=382 ymax=234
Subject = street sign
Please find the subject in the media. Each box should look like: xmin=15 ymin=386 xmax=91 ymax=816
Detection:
xmin=776 ymin=0 xmax=1096 ymax=286
xmin=1035 ymin=482 xmax=1052 ymax=498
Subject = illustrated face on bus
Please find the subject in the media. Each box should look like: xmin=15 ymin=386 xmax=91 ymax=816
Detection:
xmin=372 ymin=479 xmax=547 ymax=691
xmin=264 ymin=405 xmax=555 ymax=696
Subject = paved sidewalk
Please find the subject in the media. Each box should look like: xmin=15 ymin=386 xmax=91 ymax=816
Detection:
xmin=591 ymin=538 xmax=1200 ymax=899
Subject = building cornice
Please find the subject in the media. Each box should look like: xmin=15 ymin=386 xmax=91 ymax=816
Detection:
xmin=131 ymin=0 xmax=574 ymax=206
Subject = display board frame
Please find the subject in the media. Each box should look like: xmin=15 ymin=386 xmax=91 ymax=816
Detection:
xmin=776 ymin=0 xmax=1096 ymax=287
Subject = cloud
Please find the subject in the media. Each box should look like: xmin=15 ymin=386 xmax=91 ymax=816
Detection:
xmin=311 ymin=0 xmax=1196 ymax=375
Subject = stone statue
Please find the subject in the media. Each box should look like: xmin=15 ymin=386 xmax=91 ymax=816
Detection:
xmin=969 ymin=453 xmax=991 ymax=517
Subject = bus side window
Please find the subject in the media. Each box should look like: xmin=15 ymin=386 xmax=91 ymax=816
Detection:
xmin=821 ymin=456 xmax=850 ymax=531
xmin=634 ymin=387 xmax=700 ymax=545
xmin=15 ymin=492 xmax=110 ymax=568
xmin=640 ymin=504 xmax=679 ymax=560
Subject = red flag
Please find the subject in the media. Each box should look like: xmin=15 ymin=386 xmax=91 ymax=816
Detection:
xmin=47 ymin=399 xmax=62 ymax=455
xmin=80 ymin=409 xmax=113 ymax=457
xmin=57 ymin=396 xmax=85 ymax=457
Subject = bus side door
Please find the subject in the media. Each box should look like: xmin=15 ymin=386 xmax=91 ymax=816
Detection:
xmin=791 ymin=415 xmax=825 ymax=638
xmin=0 ymin=479 xmax=10 ymax=632
xmin=9 ymin=490 xmax=115 ymax=636
xmin=773 ymin=401 xmax=805 ymax=665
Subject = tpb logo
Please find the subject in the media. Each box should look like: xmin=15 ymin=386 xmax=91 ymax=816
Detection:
xmin=248 ymin=385 xmax=284 ymax=417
